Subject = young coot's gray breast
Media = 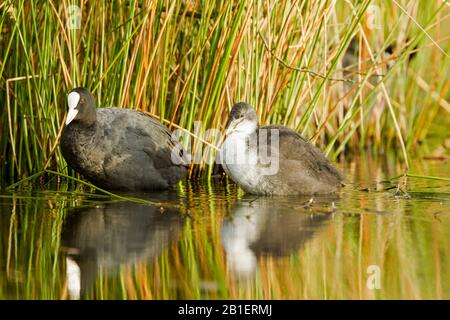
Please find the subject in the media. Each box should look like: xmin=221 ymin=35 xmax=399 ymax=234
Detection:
xmin=61 ymin=87 xmax=188 ymax=191
xmin=219 ymin=103 xmax=343 ymax=195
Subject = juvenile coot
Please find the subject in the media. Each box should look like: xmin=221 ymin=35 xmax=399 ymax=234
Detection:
xmin=61 ymin=87 xmax=188 ymax=190
xmin=219 ymin=103 xmax=343 ymax=195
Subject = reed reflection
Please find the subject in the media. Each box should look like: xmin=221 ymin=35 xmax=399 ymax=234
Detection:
xmin=61 ymin=200 xmax=183 ymax=299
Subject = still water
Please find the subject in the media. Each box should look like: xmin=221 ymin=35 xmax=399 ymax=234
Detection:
xmin=0 ymin=156 xmax=449 ymax=299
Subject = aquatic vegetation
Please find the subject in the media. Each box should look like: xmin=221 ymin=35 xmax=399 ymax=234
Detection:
xmin=0 ymin=1 xmax=449 ymax=301
xmin=0 ymin=0 xmax=449 ymax=184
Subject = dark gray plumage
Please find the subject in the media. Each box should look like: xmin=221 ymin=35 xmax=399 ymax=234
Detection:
xmin=220 ymin=103 xmax=343 ymax=195
xmin=61 ymin=87 xmax=187 ymax=191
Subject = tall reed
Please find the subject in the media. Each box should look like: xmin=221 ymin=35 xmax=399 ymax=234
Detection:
xmin=0 ymin=0 xmax=449 ymax=183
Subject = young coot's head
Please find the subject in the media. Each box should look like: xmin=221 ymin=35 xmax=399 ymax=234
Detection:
xmin=66 ymin=87 xmax=97 ymax=126
xmin=225 ymin=102 xmax=259 ymax=136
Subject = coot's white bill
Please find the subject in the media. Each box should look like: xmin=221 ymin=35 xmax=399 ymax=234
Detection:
xmin=66 ymin=91 xmax=80 ymax=125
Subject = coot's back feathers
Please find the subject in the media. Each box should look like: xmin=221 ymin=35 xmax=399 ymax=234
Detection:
xmin=261 ymin=125 xmax=343 ymax=194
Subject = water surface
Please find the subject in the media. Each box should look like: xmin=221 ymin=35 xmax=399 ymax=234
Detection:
xmin=1 ymin=156 xmax=449 ymax=299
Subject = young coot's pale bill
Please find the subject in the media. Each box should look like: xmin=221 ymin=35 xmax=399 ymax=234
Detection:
xmin=220 ymin=103 xmax=343 ymax=195
xmin=61 ymin=87 xmax=187 ymax=191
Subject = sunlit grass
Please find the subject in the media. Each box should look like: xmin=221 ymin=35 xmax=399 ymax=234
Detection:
xmin=0 ymin=0 xmax=449 ymax=184
xmin=0 ymin=0 xmax=449 ymax=301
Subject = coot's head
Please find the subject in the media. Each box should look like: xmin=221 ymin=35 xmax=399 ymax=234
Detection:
xmin=225 ymin=102 xmax=259 ymax=136
xmin=66 ymin=87 xmax=97 ymax=126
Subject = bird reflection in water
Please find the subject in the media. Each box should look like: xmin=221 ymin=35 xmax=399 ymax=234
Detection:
xmin=221 ymin=196 xmax=337 ymax=279
xmin=61 ymin=200 xmax=183 ymax=299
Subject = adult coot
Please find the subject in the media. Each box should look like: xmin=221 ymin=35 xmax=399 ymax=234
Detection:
xmin=219 ymin=103 xmax=343 ymax=195
xmin=61 ymin=87 xmax=188 ymax=190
